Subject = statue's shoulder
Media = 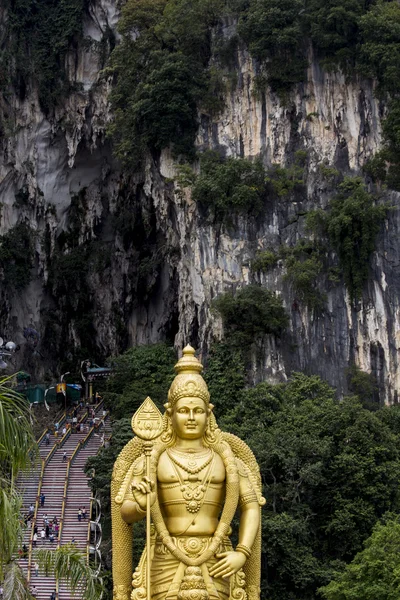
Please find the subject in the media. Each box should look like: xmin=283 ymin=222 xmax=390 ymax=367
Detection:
xmin=221 ymin=432 xmax=265 ymax=505
xmin=112 ymin=436 xmax=144 ymax=484
xmin=221 ymin=432 xmax=259 ymax=473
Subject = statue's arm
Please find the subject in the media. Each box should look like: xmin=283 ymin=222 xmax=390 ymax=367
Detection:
xmin=121 ymin=499 xmax=146 ymax=524
xmin=237 ymin=467 xmax=260 ymax=553
xmin=120 ymin=458 xmax=154 ymax=525
xmin=209 ymin=462 xmax=261 ymax=579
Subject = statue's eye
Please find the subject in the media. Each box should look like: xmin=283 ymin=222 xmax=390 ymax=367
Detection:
xmin=195 ymin=408 xmax=204 ymax=414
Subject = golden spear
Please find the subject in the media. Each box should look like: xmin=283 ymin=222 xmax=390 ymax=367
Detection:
xmin=132 ymin=397 xmax=163 ymax=600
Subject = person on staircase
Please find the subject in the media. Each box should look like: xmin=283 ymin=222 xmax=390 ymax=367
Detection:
xmin=40 ymin=493 xmax=45 ymax=507
xmin=78 ymin=507 xmax=82 ymax=522
xmin=40 ymin=527 xmax=46 ymax=544
xmin=82 ymin=506 xmax=86 ymax=520
xmin=62 ymin=451 xmax=67 ymax=462
xmin=50 ymin=590 xmax=56 ymax=600
xmin=34 ymin=561 xmax=39 ymax=576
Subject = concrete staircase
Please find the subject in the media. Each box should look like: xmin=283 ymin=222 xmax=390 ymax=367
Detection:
xmin=15 ymin=403 xmax=110 ymax=600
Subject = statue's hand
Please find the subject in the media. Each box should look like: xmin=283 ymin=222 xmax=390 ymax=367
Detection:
xmin=131 ymin=476 xmax=156 ymax=512
xmin=209 ymin=552 xmax=246 ymax=579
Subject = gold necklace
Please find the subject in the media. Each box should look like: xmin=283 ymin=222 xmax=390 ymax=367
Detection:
xmin=167 ymin=448 xmax=214 ymax=475
xmin=168 ymin=453 xmax=215 ymax=514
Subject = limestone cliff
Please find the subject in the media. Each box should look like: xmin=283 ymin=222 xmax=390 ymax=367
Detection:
xmin=0 ymin=0 xmax=398 ymax=402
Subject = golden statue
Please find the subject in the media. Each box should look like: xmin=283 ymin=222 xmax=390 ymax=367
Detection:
xmin=111 ymin=345 xmax=265 ymax=600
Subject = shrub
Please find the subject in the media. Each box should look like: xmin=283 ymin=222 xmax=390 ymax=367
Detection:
xmin=213 ymin=284 xmax=288 ymax=348
xmin=284 ymin=249 xmax=325 ymax=310
xmin=192 ymin=151 xmax=267 ymax=220
xmin=251 ymin=250 xmax=279 ymax=272
xmin=265 ymin=153 xmax=305 ymax=197
xmin=105 ymin=343 xmax=176 ymax=418
xmin=358 ymin=1 xmax=400 ymax=96
xmin=307 ymin=178 xmax=388 ymax=302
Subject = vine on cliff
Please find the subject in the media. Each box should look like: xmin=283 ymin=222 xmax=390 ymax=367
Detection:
xmin=306 ymin=177 xmax=388 ymax=302
xmin=3 ymin=0 xmax=86 ymax=113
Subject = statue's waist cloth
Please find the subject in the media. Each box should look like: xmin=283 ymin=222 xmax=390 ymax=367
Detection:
xmin=145 ymin=536 xmax=232 ymax=600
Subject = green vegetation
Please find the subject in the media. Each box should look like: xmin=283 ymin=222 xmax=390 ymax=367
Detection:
xmin=213 ymin=284 xmax=288 ymax=349
xmin=265 ymin=151 xmax=306 ymax=197
xmin=0 ymin=222 xmax=35 ymax=291
xmin=237 ymin=0 xmax=306 ymax=95
xmin=251 ymin=250 xmax=279 ymax=272
xmin=252 ymin=241 xmax=325 ymax=310
xmin=108 ymin=0 xmax=225 ymax=165
xmin=307 ymin=177 xmax=388 ymax=302
xmin=192 ymin=151 xmax=266 ymax=220
xmin=282 ymin=241 xmax=325 ymax=310
xmin=3 ymin=0 xmax=85 ymax=112
xmin=346 ymin=364 xmax=379 ymax=410
xmin=217 ymin=366 xmax=400 ymax=600
xmin=320 ymin=517 xmax=400 ymax=600
xmin=105 ymin=343 xmax=176 ymax=419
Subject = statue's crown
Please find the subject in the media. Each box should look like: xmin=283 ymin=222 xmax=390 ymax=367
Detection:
xmin=167 ymin=345 xmax=210 ymax=407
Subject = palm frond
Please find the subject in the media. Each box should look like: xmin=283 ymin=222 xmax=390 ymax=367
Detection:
xmin=0 ymin=375 xmax=37 ymax=475
xmin=36 ymin=546 xmax=103 ymax=600
xmin=0 ymin=482 xmax=24 ymax=569
xmin=3 ymin=560 xmax=33 ymax=600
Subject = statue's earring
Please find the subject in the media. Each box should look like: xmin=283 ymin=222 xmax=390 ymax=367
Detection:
xmin=204 ymin=406 xmax=219 ymax=445
xmin=161 ymin=403 xmax=175 ymax=445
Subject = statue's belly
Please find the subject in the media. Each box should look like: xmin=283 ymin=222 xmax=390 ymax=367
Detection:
xmin=159 ymin=482 xmax=225 ymax=536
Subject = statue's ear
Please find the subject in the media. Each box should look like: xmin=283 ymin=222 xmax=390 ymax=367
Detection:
xmin=164 ymin=402 xmax=172 ymax=416
xmin=208 ymin=403 xmax=214 ymax=414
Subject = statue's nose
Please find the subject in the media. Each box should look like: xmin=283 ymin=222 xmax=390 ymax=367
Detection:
xmin=188 ymin=408 xmax=195 ymax=420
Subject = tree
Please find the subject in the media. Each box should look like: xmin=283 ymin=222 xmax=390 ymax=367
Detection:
xmin=217 ymin=372 xmax=400 ymax=600
xmin=319 ymin=516 xmax=400 ymax=600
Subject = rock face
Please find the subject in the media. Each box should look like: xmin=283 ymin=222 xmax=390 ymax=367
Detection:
xmin=0 ymin=0 xmax=399 ymax=402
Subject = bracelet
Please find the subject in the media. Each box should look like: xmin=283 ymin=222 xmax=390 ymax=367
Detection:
xmin=135 ymin=503 xmax=146 ymax=516
xmin=236 ymin=544 xmax=252 ymax=558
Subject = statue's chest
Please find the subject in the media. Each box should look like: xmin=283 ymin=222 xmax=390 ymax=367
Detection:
xmin=157 ymin=450 xmax=226 ymax=485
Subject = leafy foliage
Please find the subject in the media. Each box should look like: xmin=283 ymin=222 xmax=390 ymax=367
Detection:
xmin=35 ymin=545 xmax=103 ymax=600
xmin=282 ymin=241 xmax=325 ymax=310
xmin=237 ymin=0 xmax=306 ymax=95
xmin=3 ymin=0 xmax=85 ymax=112
xmin=218 ymin=371 xmax=400 ymax=600
xmin=265 ymin=158 xmax=305 ymax=198
xmin=0 ymin=377 xmax=37 ymax=580
xmin=251 ymin=250 xmax=278 ymax=272
xmin=346 ymin=364 xmax=379 ymax=410
xmin=192 ymin=151 xmax=267 ymax=220
xmin=358 ymin=1 xmax=400 ymax=96
xmin=105 ymin=343 xmax=176 ymax=418
xmin=108 ymin=0 xmax=224 ymax=164
xmin=0 ymin=223 xmax=34 ymax=291
xmin=319 ymin=516 xmax=400 ymax=600
xmin=307 ymin=177 xmax=388 ymax=302
xmin=251 ymin=240 xmax=326 ymax=310
xmin=213 ymin=284 xmax=288 ymax=349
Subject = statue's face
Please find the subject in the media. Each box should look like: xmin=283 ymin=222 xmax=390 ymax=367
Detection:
xmin=171 ymin=397 xmax=208 ymax=440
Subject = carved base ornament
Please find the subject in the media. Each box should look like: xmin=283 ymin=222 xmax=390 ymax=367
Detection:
xmin=111 ymin=345 xmax=265 ymax=600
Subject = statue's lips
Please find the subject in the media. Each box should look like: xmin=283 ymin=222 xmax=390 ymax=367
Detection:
xmin=185 ymin=424 xmax=197 ymax=429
